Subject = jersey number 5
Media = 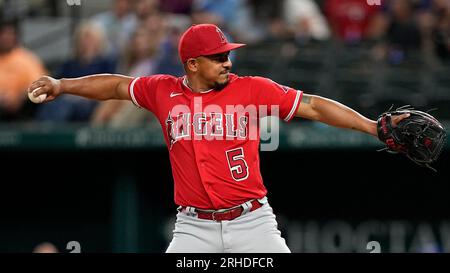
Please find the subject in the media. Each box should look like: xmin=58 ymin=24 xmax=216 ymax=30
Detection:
xmin=226 ymin=147 xmax=249 ymax=181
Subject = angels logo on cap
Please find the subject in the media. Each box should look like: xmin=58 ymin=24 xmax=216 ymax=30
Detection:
xmin=216 ymin=27 xmax=227 ymax=44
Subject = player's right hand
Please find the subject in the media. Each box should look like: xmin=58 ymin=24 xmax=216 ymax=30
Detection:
xmin=27 ymin=76 xmax=62 ymax=103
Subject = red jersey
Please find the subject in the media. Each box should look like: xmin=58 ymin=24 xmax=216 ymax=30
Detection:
xmin=325 ymin=0 xmax=380 ymax=42
xmin=129 ymin=73 xmax=302 ymax=209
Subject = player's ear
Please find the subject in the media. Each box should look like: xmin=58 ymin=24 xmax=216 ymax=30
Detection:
xmin=186 ymin=58 xmax=198 ymax=73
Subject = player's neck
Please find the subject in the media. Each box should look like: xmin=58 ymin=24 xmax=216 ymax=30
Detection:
xmin=184 ymin=76 xmax=213 ymax=93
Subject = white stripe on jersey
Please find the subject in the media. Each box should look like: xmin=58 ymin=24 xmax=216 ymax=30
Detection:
xmin=130 ymin=77 xmax=142 ymax=108
xmin=284 ymin=90 xmax=301 ymax=121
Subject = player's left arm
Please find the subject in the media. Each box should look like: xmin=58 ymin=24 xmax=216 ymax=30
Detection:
xmin=295 ymin=93 xmax=408 ymax=136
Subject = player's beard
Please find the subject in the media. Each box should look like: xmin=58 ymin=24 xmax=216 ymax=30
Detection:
xmin=213 ymin=74 xmax=229 ymax=91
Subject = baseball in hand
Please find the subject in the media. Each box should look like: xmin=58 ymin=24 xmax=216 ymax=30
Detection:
xmin=28 ymin=87 xmax=47 ymax=104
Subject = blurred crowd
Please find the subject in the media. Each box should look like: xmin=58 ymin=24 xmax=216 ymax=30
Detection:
xmin=0 ymin=0 xmax=448 ymax=125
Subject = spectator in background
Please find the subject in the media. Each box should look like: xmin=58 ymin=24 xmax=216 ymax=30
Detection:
xmin=191 ymin=0 xmax=245 ymax=60
xmin=0 ymin=18 xmax=46 ymax=121
xmin=36 ymin=21 xmax=117 ymax=122
xmin=371 ymin=0 xmax=422 ymax=65
xmin=418 ymin=0 xmax=450 ymax=63
xmin=133 ymin=0 xmax=190 ymax=72
xmin=283 ymin=0 xmax=331 ymax=43
xmin=387 ymin=0 xmax=422 ymax=54
xmin=140 ymin=5 xmax=167 ymax=45
xmin=431 ymin=0 xmax=450 ymax=62
xmin=158 ymin=0 xmax=193 ymax=15
xmin=120 ymin=26 xmax=159 ymax=76
xmin=153 ymin=23 xmax=186 ymax=76
xmin=91 ymin=0 xmax=189 ymax=127
xmin=92 ymin=0 xmax=137 ymax=57
xmin=134 ymin=0 xmax=160 ymax=23
xmin=192 ymin=0 xmax=240 ymax=26
xmin=192 ymin=0 xmax=262 ymax=44
xmin=91 ymin=25 xmax=158 ymax=127
xmin=248 ymin=0 xmax=284 ymax=24
xmin=32 ymin=242 xmax=59 ymax=253
xmin=138 ymin=9 xmax=186 ymax=74
xmin=324 ymin=0 xmax=381 ymax=44
xmin=247 ymin=0 xmax=288 ymax=41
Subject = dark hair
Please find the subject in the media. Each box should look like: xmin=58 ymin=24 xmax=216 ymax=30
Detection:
xmin=0 ymin=16 xmax=19 ymax=32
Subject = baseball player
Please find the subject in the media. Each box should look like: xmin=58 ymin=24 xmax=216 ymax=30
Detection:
xmin=28 ymin=24 xmax=409 ymax=253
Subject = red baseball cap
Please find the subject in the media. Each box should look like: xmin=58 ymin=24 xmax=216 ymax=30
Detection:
xmin=178 ymin=24 xmax=246 ymax=63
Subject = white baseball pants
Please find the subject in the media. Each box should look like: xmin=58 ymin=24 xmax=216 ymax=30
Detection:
xmin=165 ymin=201 xmax=291 ymax=253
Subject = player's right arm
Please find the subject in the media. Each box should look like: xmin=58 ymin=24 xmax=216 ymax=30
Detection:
xmin=27 ymin=74 xmax=133 ymax=103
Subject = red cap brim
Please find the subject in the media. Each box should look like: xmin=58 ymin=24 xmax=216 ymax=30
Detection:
xmin=202 ymin=43 xmax=246 ymax=56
